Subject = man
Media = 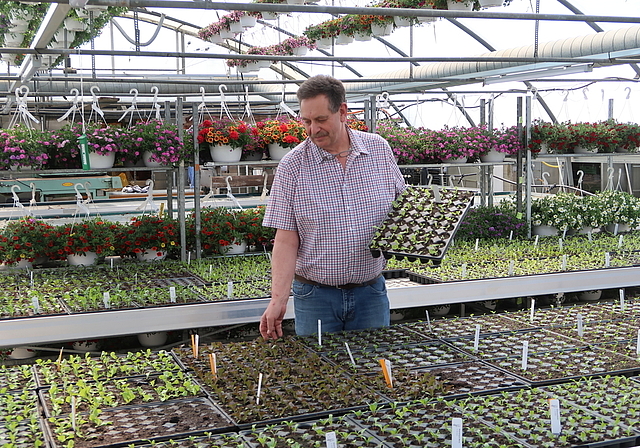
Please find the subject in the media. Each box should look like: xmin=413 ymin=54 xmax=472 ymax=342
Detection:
xmin=259 ymin=75 xmax=405 ymax=339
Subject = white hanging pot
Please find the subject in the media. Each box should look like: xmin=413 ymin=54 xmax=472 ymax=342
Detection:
xmin=220 ymin=239 xmax=247 ymax=255
xmin=89 ymin=151 xmax=116 ymax=169
xmin=479 ymin=149 xmax=506 ymax=163
xmin=137 ymin=331 xmax=168 ymax=347
xmin=210 ymin=144 xmax=242 ymax=163
xmin=64 ymin=17 xmax=87 ymax=32
xmin=4 ymin=33 xmax=24 ymax=46
xmin=286 ymin=0 xmax=304 ymax=4
xmin=335 ymin=34 xmax=354 ymax=45
xmin=208 ymin=34 xmax=224 ymax=44
xmin=292 ymin=46 xmax=307 ymax=56
xmin=370 ymin=22 xmax=393 ymax=37
xmin=315 ymin=37 xmax=333 ymax=49
xmin=354 ymin=32 xmax=372 ymax=41
xmin=573 ymin=146 xmax=598 ymax=154
xmin=578 ymin=290 xmax=602 ymax=302
xmin=268 ymin=143 xmax=291 ymax=161
xmin=67 ymin=251 xmax=99 ymax=266
xmin=261 ymin=11 xmax=279 ymax=20
xmin=136 ymin=249 xmax=167 ymax=262
xmin=447 ymin=0 xmax=473 ymax=10
xmin=239 ymin=15 xmax=257 ymax=28
xmin=8 ymin=22 xmax=28 ymax=33
xmin=444 ymin=156 xmax=468 ymax=164
xmin=142 ymin=151 xmax=163 ymax=167
xmin=8 ymin=347 xmax=36 ymax=359
xmin=478 ymin=0 xmax=503 ymax=7
xmin=238 ymin=62 xmax=260 ymax=73
xmin=417 ymin=6 xmax=437 ymax=22
xmin=219 ymin=28 xmax=235 ymax=39
xmin=393 ymin=16 xmax=413 ymax=27
xmin=229 ymin=21 xmax=243 ymax=33
xmin=1 ymin=53 xmax=16 ymax=64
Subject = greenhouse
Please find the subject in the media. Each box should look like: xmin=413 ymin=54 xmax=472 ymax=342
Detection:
xmin=1 ymin=0 xmax=640 ymax=446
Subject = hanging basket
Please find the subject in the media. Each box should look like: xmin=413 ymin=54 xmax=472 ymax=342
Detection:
xmin=136 ymin=249 xmax=167 ymax=262
xmin=479 ymin=149 xmax=506 ymax=163
xmin=478 ymin=0 xmax=503 ymax=7
xmin=268 ymin=143 xmax=291 ymax=161
xmin=239 ymin=15 xmax=257 ymax=28
xmin=143 ymin=151 xmax=164 ymax=168
xmin=354 ymin=32 xmax=372 ymax=41
xmin=64 ymin=17 xmax=87 ymax=32
xmin=573 ymin=146 xmax=598 ymax=154
xmin=229 ymin=21 xmax=243 ymax=33
xmin=370 ymin=22 xmax=393 ymax=37
xmin=315 ymin=37 xmax=333 ymax=49
xmin=67 ymin=251 xmax=99 ymax=267
xmin=393 ymin=16 xmax=413 ymax=27
xmin=446 ymin=0 xmax=474 ymax=10
xmin=210 ymin=144 xmax=243 ymax=163
xmin=261 ymin=11 xmax=279 ymax=20
xmin=88 ymin=151 xmax=116 ymax=169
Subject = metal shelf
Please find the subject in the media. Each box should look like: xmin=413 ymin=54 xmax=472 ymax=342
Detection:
xmin=2 ymin=265 xmax=639 ymax=347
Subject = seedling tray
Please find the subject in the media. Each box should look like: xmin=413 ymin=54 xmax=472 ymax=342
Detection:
xmin=0 ymin=364 xmax=36 ymax=393
xmin=369 ymin=186 xmax=474 ymax=263
xmin=406 ymin=313 xmax=536 ymax=339
xmin=44 ymin=397 xmax=235 ymax=448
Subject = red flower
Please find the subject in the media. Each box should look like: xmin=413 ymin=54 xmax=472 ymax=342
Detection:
xmin=229 ymin=130 xmax=239 ymax=140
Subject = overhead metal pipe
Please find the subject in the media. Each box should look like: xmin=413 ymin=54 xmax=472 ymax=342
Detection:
xmin=18 ymin=0 xmax=640 ymax=25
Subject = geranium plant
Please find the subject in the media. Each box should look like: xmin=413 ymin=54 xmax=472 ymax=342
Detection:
xmin=255 ymin=118 xmax=307 ymax=149
xmin=0 ymin=218 xmax=56 ymax=264
xmin=197 ymin=119 xmax=255 ymax=150
xmin=196 ymin=207 xmax=250 ymax=255
xmin=56 ymin=218 xmax=120 ymax=258
xmin=118 ymin=214 xmax=179 ymax=257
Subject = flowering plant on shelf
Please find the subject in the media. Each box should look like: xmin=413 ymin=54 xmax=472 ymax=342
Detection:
xmin=0 ymin=125 xmax=49 ymax=169
xmin=376 ymin=121 xmax=435 ymax=164
xmin=127 ymin=120 xmax=188 ymax=165
xmin=197 ymin=118 xmax=255 ymax=149
xmin=347 ymin=117 xmax=369 ymax=132
xmin=484 ymin=125 xmax=523 ymax=155
xmin=530 ymin=120 xmax=571 ymax=154
xmin=595 ymin=190 xmax=640 ymax=227
xmin=195 ymin=207 xmax=249 ymax=255
xmin=608 ymin=120 xmax=640 ymax=151
xmin=55 ymin=218 xmax=120 ymax=258
xmin=255 ymin=118 xmax=307 ymax=149
xmin=118 ymin=214 xmax=179 ymax=257
xmin=0 ymin=219 xmax=56 ymax=264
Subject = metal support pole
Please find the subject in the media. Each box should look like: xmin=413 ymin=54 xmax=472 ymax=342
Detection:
xmin=176 ymin=97 xmax=187 ymax=262
xmin=608 ymin=98 xmax=614 ymax=120
xmin=516 ymin=96 xmax=523 ymax=214
xmin=525 ymin=96 xmax=533 ymax=239
xmin=370 ymin=94 xmax=377 ymax=132
xmin=165 ymin=100 xmax=174 ymax=217
xmin=364 ymin=99 xmax=372 ymax=133
xmin=193 ymin=103 xmax=201 ymax=259
xmin=479 ymin=99 xmax=486 ymax=126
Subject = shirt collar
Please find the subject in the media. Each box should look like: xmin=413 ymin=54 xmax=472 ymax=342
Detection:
xmin=305 ymin=126 xmax=369 ymax=163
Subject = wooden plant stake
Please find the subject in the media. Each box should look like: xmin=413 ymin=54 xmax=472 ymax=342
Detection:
xmin=56 ymin=347 xmax=64 ymax=371
xmin=191 ymin=334 xmax=199 ymax=358
xmin=379 ymin=359 xmax=393 ymax=388
xmin=209 ymin=353 xmax=217 ymax=379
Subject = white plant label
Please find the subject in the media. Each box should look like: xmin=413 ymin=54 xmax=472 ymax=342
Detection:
xmin=473 ymin=325 xmax=481 ymax=352
xmin=587 ymin=231 xmax=592 ymax=242
xmin=619 ymin=234 xmax=624 ymax=248
xmin=209 ymin=264 xmax=213 ymax=276
xmin=636 ymin=329 xmax=640 ymax=356
xmin=432 ymin=185 xmax=441 ymax=203
xmin=614 ymin=223 xmax=619 ymax=235
xmin=561 ymin=254 xmax=567 ymax=271
xmin=558 ymin=238 xmax=563 ymax=250
xmin=325 ymin=431 xmax=338 ymax=448
xmin=31 ymin=293 xmax=40 ymax=315
xmin=549 ymin=398 xmax=562 ymax=435
xmin=451 ymin=417 xmax=463 ymax=448
xmin=169 ymin=286 xmax=176 ymax=303
xmin=30 ymin=271 xmax=34 ymax=288
xmin=187 ymin=251 xmax=191 ymax=265
xmin=619 ymin=289 xmax=625 ymax=312
xmin=562 ymin=228 xmax=567 ymax=239
xmin=317 ymin=320 xmax=322 ymax=347
xmin=605 ymin=252 xmax=610 ymax=268
xmin=521 ymin=341 xmax=529 ymax=370
xmin=71 ymin=396 xmax=77 ymax=431
xmin=461 ymin=263 xmax=467 ymax=278
xmin=227 ymin=281 xmax=233 ymax=299
xmin=529 ymin=298 xmax=536 ymax=322
xmin=345 ymin=342 xmax=356 ymax=367
xmin=474 ymin=238 xmax=479 ymax=251
xmin=425 ymin=309 xmax=432 ymax=332
xmin=103 ymin=292 xmax=110 ymax=309
xmin=509 ymin=230 xmax=513 ymax=241
xmin=256 ymin=372 xmax=263 ymax=405
xmin=508 ymin=260 xmax=515 ymax=277
xmin=534 ymin=235 xmax=539 ymax=246
xmin=110 ymin=257 xmax=114 ymax=269
xmin=577 ymin=313 xmax=584 ymax=337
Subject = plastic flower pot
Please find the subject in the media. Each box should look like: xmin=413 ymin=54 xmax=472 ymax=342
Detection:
xmin=67 ymin=251 xmax=99 ymax=266
xmin=88 ymin=151 xmax=116 ymax=169
xmin=136 ymin=249 xmax=167 ymax=262
xmin=142 ymin=150 xmax=164 ymax=167
xmin=268 ymin=143 xmax=291 ymax=161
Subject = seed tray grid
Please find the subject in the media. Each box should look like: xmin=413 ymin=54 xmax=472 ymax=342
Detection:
xmin=347 ymin=399 xmax=533 ymax=448
xmin=486 ymin=345 xmax=640 ymax=386
xmin=320 ymin=341 xmax=473 ymax=372
xmin=455 ymin=387 xmax=640 ymax=448
xmin=405 ymin=313 xmax=537 ymax=339
xmin=504 ymin=302 xmax=628 ymax=329
xmin=369 ymin=186 xmax=475 ymax=263
xmin=0 ymin=364 xmax=37 ymax=393
xmin=43 ymin=397 xmax=236 ymax=448
xmin=549 ymin=318 xmax=640 ymax=344
xmin=34 ymin=350 xmax=183 ymax=388
xmin=125 ymin=432 xmax=249 ymax=447
xmin=447 ymin=329 xmax=585 ymax=360
xmin=0 ymin=389 xmax=47 ymax=448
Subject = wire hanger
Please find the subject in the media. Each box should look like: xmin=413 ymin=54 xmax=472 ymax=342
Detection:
xmin=57 ymin=88 xmax=81 ymax=123
xmin=147 ymin=86 xmax=162 ymax=122
xmin=73 ymin=183 xmax=90 ymax=218
xmin=10 ymin=86 xmax=40 ymax=129
xmin=88 ymin=85 xmax=106 ymax=124
xmin=136 ymin=179 xmax=159 ymax=213
xmin=118 ymin=88 xmax=144 ymax=127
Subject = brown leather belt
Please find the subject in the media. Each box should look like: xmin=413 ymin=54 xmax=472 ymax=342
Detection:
xmin=294 ymin=274 xmax=380 ymax=290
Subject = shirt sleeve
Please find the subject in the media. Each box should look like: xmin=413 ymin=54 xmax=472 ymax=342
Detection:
xmin=262 ymin=155 xmax=299 ymax=231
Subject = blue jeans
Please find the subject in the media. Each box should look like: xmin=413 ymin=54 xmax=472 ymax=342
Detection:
xmin=293 ymin=276 xmax=390 ymax=336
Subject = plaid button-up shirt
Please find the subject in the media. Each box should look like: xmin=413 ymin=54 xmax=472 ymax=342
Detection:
xmin=263 ymin=127 xmax=405 ymax=286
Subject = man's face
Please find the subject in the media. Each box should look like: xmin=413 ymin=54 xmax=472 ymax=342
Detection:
xmin=299 ymin=94 xmax=347 ymax=152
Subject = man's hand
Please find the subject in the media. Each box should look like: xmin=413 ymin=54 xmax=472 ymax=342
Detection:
xmin=260 ymin=298 xmax=288 ymax=340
